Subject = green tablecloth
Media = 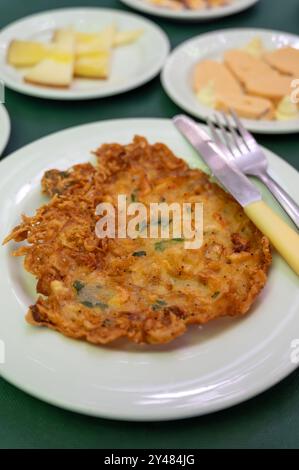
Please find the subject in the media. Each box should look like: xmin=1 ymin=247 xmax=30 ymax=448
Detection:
xmin=0 ymin=0 xmax=298 ymax=449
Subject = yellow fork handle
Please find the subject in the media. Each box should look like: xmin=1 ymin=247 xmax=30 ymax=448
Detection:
xmin=245 ymin=200 xmax=299 ymax=276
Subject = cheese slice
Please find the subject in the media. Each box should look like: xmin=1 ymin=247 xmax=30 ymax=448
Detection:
xmin=215 ymin=93 xmax=274 ymax=120
xmin=24 ymin=47 xmax=75 ymax=88
xmin=75 ymin=25 xmax=116 ymax=56
xmin=194 ymin=60 xmax=243 ymax=96
xmin=53 ymin=25 xmax=114 ymax=58
xmin=24 ymin=57 xmax=73 ymax=87
xmin=264 ymin=47 xmax=299 ymax=77
xmin=24 ymin=31 xmax=75 ymax=88
xmin=113 ymin=29 xmax=143 ymax=47
xmin=74 ymin=50 xmax=110 ymax=79
xmin=72 ymin=26 xmax=114 ymax=79
xmin=7 ymin=40 xmax=48 ymax=67
xmin=75 ymin=27 xmax=142 ymax=50
xmin=53 ymin=29 xmax=76 ymax=49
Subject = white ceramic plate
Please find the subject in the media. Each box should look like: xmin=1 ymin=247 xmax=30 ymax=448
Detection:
xmin=120 ymin=0 xmax=260 ymax=21
xmin=0 ymin=8 xmax=170 ymax=100
xmin=0 ymin=104 xmax=10 ymax=155
xmin=0 ymin=118 xmax=298 ymax=421
xmin=162 ymin=29 xmax=299 ymax=134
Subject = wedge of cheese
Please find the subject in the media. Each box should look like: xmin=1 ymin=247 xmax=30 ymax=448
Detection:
xmin=53 ymin=28 xmax=76 ymax=48
xmin=24 ymin=53 xmax=74 ymax=87
xmin=75 ymin=27 xmax=143 ymax=50
xmin=74 ymin=25 xmax=116 ymax=56
xmin=24 ymin=31 xmax=75 ymax=88
xmin=193 ymin=60 xmax=243 ymax=96
xmin=216 ymin=93 xmax=274 ymax=120
xmin=74 ymin=50 xmax=110 ymax=79
xmin=7 ymin=40 xmax=48 ymax=67
xmin=113 ymin=29 xmax=143 ymax=47
xmin=264 ymin=47 xmax=299 ymax=77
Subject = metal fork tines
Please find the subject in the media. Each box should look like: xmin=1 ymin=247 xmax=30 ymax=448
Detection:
xmin=207 ymin=110 xmax=299 ymax=229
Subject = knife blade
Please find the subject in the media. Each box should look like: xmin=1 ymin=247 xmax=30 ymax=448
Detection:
xmin=173 ymin=114 xmax=299 ymax=276
xmin=173 ymin=114 xmax=261 ymax=208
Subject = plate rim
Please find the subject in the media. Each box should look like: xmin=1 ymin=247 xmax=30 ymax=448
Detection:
xmin=0 ymin=7 xmax=170 ymax=101
xmin=0 ymin=104 xmax=11 ymax=156
xmin=161 ymin=27 xmax=299 ymax=134
xmin=120 ymin=0 xmax=260 ymax=21
xmin=0 ymin=117 xmax=298 ymax=421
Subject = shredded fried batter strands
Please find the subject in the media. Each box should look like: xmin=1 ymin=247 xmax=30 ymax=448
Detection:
xmin=4 ymin=136 xmax=271 ymax=345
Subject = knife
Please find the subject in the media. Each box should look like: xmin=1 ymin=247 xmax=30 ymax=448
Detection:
xmin=174 ymin=114 xmax=299 ymax=276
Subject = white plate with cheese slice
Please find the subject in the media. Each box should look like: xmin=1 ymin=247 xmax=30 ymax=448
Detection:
xmin=120 ymin=0 xmax=260 ymax=21
xmin=161 ymin=29 xmax=299 ymax=134
xmin=0 ymin=8 xmax=170 ymax=100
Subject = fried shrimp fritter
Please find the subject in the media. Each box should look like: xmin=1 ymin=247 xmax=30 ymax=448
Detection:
xmin=4 ymin=136 xmax=271 ymax=345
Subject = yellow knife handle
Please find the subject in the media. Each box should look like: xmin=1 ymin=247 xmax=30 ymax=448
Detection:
xmin=245 ymin=200 xmax=299 ymax=276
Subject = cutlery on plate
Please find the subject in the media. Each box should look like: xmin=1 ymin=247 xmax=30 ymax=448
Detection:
xmin=173 ymin=114 xmax=299 ymax=276
xmin=206 ymin=110 xmax=299 ymax=229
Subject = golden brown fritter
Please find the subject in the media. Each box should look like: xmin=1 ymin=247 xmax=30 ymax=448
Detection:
xmin=4 ymin=136 xmax=271 ymax=345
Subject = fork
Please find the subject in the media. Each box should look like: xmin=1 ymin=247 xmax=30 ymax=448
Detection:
xmin=207 ymin=110 xmax=299 ymax=229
